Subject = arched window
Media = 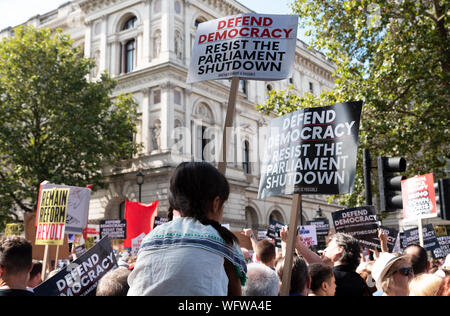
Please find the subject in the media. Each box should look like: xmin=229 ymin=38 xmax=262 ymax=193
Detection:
xmin=245 ymin=207 xmax=259 ymax=230
xmin=195 ymin=19 xmax=204 ymax=29
xmin=269 ymin=210 xmax=284 ymax=224
xmin=125 ymin=39 xmax=136 ymax=73
xmin=243 ymin=140 xmax=250 ymax=174
xmin=122 ymin=16 xmax=137 ymax=31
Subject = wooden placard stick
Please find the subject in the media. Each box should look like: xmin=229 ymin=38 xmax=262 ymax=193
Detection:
xmin=280 ymin=193 xmax=302 ymax=296
xmin=54 ymin=245 xmax=60 ymax=270
xmin=41 ymin=244 xmax=49 ymax=281
xmin=218 ymin=77 xmax=240 ymax=175
xmin=418 ymin=217 xmax=424 ymax=248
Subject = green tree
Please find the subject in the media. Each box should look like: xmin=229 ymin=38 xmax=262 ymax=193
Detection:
xmin=0 ymin=26 xmax=140 ymax=229
xmin=258 ymin=0 xmax=449 ymax=208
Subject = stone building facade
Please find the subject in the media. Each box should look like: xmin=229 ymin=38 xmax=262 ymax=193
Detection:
xmin=2 ymin=0 xmax=342 ymax=232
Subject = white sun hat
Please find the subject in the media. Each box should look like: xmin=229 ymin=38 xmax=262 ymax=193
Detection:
xmin=371 ymin=253 xmax=406 ymax=291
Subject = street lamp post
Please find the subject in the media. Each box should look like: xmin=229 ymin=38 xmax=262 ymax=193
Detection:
xmin=136 ymin=172 xmax=145 ymax=203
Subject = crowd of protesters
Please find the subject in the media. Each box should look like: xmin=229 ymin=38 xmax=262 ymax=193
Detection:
xmin=1 ymin=162 xmax=450 ymax=296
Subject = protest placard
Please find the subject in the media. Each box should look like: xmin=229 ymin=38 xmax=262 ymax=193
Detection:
xmin=306 ymin=219 xmax=330 ymax=236
xmin=35 ymin=187 xmax=70 ymax=246
xmin=34 ymin=237 xmax=117 ymax=296
xmin=99 ymin=219 xmax=127 ymax=240
xmin=187 ymin=13 xmax=298 ymax=83
xmin=332 ymin=206 xmax=379 ymax=249
xmin=370 ymin=225 xmax=399 ymax=253
xmin=400 ymin=224 xmax=442 ymax=258
xmin=37 ymin=183 xmax=91 ymax=235
xmin=258 ymin=102 xmax=363 ymax=199
xmin=153 ymin=216 xmax=168 ymax=229
xmin=402 ymin=174 xmax=437 ymax=220
xmin=267 ymin=219 xmax=284 ymax=248
xmin=4 ymin=223 xmax=23 ymax=236
xmin=436 ymin=236 xmax=450 ymax=259
xmin=131 ymin=232 xmax=146 ymax=256
xmin=257 ymin=230 xmax=268 ymax=241
xmin=298 ymin=225 xmax=317 ymax=247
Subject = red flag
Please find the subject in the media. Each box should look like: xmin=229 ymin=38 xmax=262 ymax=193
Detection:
xmin=123 ymin=200 xmax=159 ymax=248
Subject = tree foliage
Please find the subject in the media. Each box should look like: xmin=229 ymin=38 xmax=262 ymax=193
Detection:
xmin=258 ymin=0 xmax=449 ymax=208
xmin=0 ymin=26 xmax=140 ymax=228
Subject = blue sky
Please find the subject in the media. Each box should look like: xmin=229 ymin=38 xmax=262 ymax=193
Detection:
xmin=0 ymin=0 xmax=295 ymax=30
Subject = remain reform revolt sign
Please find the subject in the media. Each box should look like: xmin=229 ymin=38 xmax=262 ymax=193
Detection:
xmin=187 ymin=13 xmax=298 ymax=83
xmin=258 ymin=102 xmax=363 ymax=199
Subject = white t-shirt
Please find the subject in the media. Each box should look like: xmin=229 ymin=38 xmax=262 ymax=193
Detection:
xmin=127 ymin=246 xmax=228 ymax=296
xmin=127 ymin=217 xmax=246 ymax=296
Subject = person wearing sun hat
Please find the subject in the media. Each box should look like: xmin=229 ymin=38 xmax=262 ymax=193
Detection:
xmin=371 ymin=252 xmax=414 ymax=296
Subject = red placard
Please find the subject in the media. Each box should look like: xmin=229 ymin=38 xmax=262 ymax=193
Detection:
xmin=402 ymin=174 xmax=437 ymax=220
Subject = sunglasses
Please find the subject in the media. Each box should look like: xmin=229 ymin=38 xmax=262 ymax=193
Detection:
xmin=396 ymin=267 xmax=414 ymax=276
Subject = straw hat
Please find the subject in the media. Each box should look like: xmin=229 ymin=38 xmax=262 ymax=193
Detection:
xmin=371 ymin=253 xmax=405 ymax=291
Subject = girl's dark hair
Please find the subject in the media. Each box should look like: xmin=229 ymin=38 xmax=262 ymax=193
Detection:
xmin=169 ymin=162 xmax=237 ymax=245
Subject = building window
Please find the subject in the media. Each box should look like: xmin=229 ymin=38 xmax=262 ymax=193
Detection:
xmin=175 ymin=1 xmax=181 ymax=15
xmin=269 ymin=210 xmax=284 ymax=224
xmin=174 ymin=90 xmax=182 ymax=105
xmin=243 ymin=140 xmax=250 ymax=174
xmin=122 ymin=39 xmax=136 ymax=73
xmin=153 ymin=89 xmax=161 ymax=104
xmin=309 ymin=82 xmax=314 ymax=94
xmin=122 ymin=16 xmax=137 ymax=31
xmin=119 ymin=201 xmax=126 ymax=220
xmin=240 ymin=80 xmax=247 ymax=94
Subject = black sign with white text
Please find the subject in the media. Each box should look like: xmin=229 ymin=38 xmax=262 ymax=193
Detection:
xmin=258 ymin=102 xmax=363 ymax=199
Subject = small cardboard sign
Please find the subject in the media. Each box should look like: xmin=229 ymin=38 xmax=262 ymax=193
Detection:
xmin=298 ymin=225 xmax=317 ymax=247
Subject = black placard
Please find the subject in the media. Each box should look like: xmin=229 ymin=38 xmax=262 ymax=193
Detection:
xmin=99 ymin=219 xmax=127 ymax=240
xmin=332 ymin=205 xmax=379 ymax=249
xmin=34 ymin=237 xmax=118 ymax=296
xmin=258 ymin=102 xmax=362 ymax=199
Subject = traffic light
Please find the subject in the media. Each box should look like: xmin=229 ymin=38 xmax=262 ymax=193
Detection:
xmin=435 ymin=178 xmax=450 ymax=220
xmin=378 ymin=157 xmax=406 ymax=212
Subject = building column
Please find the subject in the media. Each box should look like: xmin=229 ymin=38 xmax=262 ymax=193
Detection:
xmin=160 ymin=82 xmax=173 ymax=151
xmin=99 ymin=15 xmax=108 ymax=74
xmin=141 ymin=0 xmax=151 ymax=65
xmin=141 ymin=88 xmax=151 ymax=154
xmin=184 ymin=88 xmax=192 ymax=156
xmin=160 ymin=0 xmax=174 ymax=62
xmin=84 ymin=21 xmax=92 ymax=59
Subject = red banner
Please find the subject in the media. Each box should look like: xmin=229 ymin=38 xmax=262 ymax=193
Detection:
xmin=123 ymin=200 xmax=159 ymax=248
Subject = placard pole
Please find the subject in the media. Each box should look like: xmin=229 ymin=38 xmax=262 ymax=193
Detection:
xmin=418 ymin=217 xmax=424 ymax=247
xmin=54 ymin=245 xmax=60 ymax=270
xmin=41 ymin=244 xmax=49 ymax=281
xmin=218 ymin=77 xmax=240 ymax=175
xmin=280 ymin=193 xmax=302 ymax=296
